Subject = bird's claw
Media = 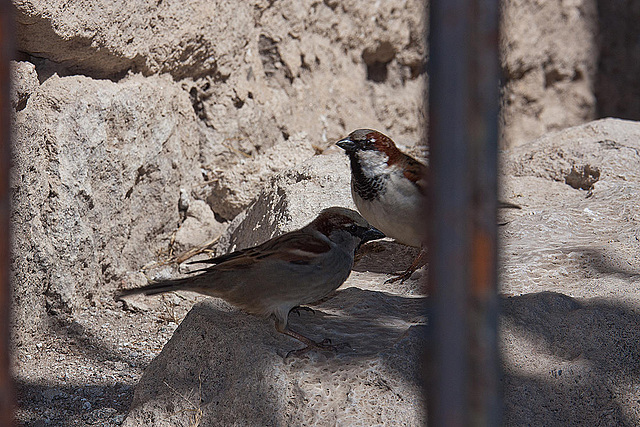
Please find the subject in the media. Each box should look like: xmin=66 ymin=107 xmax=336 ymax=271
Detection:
xmin=385 ymin=270 xmax=413 ymax=284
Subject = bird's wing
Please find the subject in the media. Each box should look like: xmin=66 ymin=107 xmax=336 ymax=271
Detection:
xmin=402 ymin=154 xmax=428 ymax=194
xmin=188 ymin=230 xmax=332 ymax=272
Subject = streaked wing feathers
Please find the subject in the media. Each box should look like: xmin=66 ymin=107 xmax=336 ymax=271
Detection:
xmin=189 ymin=230 xmax=331 ymax=272
xmin=402 ymin=155 xmax=428 ymax=194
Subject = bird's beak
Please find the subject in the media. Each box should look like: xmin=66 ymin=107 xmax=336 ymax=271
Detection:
xmin=361 ymin=226 xmax=385 ymax=243
xmin=336 ymin=137 xmax=355 ymax=151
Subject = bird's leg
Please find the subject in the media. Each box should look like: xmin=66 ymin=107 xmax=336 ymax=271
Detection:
xmin=385 ymin=247 xmax=427 ymax=284
xmin=275 ymin=322 xmax=348 ymax=358
xmin=289 ymin=306 xmax=316 ymax=317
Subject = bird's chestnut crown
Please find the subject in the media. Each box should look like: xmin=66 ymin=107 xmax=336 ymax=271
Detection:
xmin=336 ymin=129 xmax=396 ymax=155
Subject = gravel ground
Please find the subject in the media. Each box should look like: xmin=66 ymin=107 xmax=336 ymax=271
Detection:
xmin=13 ymin=292 xmax=207 ymax=426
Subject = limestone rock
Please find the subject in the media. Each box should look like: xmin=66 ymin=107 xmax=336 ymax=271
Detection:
xmin=201 ymin=132 xmax=317 ymax=221
xmin=498 ymin=118 xmax=640 ymax=425
xmin=14 ymin=0 xmax=254 ymax=80
xmin=502 ymin=118 xmax=640 ymax=184
xmin=500 ymin=0 xmax=598 ymax=147
xmin=10 ymin=61 xmax=39 ymax=111
xmin=123 ymin=286 xmax=427 ymax=426
xmin=121 ymin=146 xmax=429 ymax=425
xmin=173 ymin=200 xmax=225 ymax=253
xmin=123 ymin=119 xmax=640 ymax=426
xmin=14 ymin=0 xmax=426 ymax=154
xmin=216 ymin=152 xmax=356 ymax=254
xmin=9 ymin=0 xmax=640 ymax=422
xmin=10 ymin=72 xmax=204 ymax=338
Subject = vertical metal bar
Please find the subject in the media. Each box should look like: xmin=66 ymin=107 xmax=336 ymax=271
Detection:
xmin=468 ymin=1 xmax=501 ymax=425
xmin=426 ymin=0 xmax=470 ymax=425
xmin=0 ymin=0 xmax=13 ymax=424
xmin=426 ymin=0 xmax=500 ymax=425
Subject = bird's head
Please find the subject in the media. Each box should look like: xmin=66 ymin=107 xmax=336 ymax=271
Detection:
xmin=336 ymin=129 xmax=398 ymax=156
xmin=310 ymin=207 xmax=385 ymax=253
xmin=336 ymin=129 xmax=402 ymax=176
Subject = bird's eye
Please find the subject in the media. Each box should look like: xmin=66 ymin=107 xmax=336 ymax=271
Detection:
xmin=346 ymin=224 xmax=359 ymax=233
xmin=364 ymin=138 xmax=377 ymax=149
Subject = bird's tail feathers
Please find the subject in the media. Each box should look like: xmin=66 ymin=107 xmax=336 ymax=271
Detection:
xmin=116 ymin=277 xmax=191 ymax=299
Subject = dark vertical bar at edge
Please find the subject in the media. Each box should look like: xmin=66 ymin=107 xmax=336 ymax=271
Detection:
xmin=0 ymin=0 xmax=13 ymax=424
xmin=426 ymin=0 xmax=470 ymax=425
xmin=425 ymin=0 xmax=501 ymax=425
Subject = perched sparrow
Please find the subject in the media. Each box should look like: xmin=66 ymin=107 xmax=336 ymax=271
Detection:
xmin=117 ymin=207 xmax=384 ymax=357
xmin=337 ymin=129 xmax=427 ymax=283
xmin=337 ymin=129 xmax=520 ymax=283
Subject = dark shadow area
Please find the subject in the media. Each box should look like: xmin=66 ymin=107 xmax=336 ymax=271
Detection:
xmin=16 ymin=379 xmax=133 ymax=426
xmin=570 ymin=247 xmax=640 ymax=279
xmin=104 ymin=285 xmax=640 ymax=425
xmin=366 ymin=61 xmax=389 ymax=83
xmin=46 ymin=316 xmax=140 ymax=368
xmin=294 ymin=287 xmax=429 ymax=356
xmin=501 ymin=291 xmax=640 ymax=426
xmin=596 ymin=1 xmax=640 ymax=120
xmin=126 ymin=288 xmax=429 ymax=424
xmin=14 ymin=317 xmax=144 ymax=426
xmin=353 ymin=240 xmax=421 ymax=274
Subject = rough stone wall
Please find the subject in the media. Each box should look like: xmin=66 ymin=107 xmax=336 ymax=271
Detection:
xmin=500 ymin=0 xmax=598 ymax=147
xmin=11 ymin=0 xmax=426 ymax=345
xmin=10 ymin=1 xmax=640 ymax=424
xmin=10 ymin=70 xmax=205 ymax=341
xmin=500 ymin=0 xmax=640 ymax=147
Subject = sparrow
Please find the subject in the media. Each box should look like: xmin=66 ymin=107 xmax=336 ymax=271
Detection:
xmin=337 ymin=129 xmax=520 ymax=283
xmin=337 ymin=129 xmax=427 ymax=283
xmin=117 ymin=207 xmax=385 ymax=357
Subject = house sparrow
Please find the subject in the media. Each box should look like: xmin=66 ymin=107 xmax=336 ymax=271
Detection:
xmin=117 ymin=207 xmax=385 ymax=357
xmin=337 ymin=129 xmax=520 ymax=283
xmin=337 ymin=129 xmax=427 ymax=283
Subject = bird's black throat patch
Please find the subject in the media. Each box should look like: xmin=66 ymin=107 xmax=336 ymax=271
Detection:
xmin=347 ymin=155 xmax=385 ymax=201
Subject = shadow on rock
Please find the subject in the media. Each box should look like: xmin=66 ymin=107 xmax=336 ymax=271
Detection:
xmin=124 ymin=288 xmax=428 ymax=426
xmin=501 ymin=291 xmax=640 ymax=426
xmin=570 ymin=247 xmax=640 ymax=279
xmin=353 ymin=240 xmax=421 ymax=274
xmin=46 ymin=315 xmax=139 ymax=369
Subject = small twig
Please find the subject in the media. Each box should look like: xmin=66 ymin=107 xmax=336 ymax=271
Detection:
xmin=163 ymin=372 xmax=204 ymax=426
xmin=141 ymin=235 xmax=221 ymax=272
xmin=174 ymin=235 xmax=221 ymax=264
xmin=160 ymin=295 xmax=182 ymax=324
xmin=168 ymin=231 xmax=177 ymax=258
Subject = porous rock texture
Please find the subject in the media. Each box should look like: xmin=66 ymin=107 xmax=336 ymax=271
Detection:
xmin=500 ymin=0 xmax=598 ymax=147
xmin=12 ymin=1 xmax=428 ymax=423
xmin=215 ymin=151 xmax=355 ymax=254
xmin=500 ymin=0 xmax=640 ymax=147
xmin=11 ymin=0 xmax=428 ymax=341
xmin=123 ymin=292 xmax=427 ymax=426
xmin=123 ymin=151 xmax=427 ymax=426
xmin=499 ymin=118 xmax=640 ymax=425
xmin=15 ymin=0 xmax=426 ymax=174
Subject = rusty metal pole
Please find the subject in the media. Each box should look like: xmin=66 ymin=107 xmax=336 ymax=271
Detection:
xmin=426 ymin=0 xmax=501 ymax=425
xmin=0 ymin=0 xmax=13 ymax=424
